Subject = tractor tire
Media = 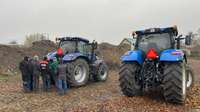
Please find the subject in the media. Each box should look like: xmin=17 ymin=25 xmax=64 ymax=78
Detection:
xmin=93 ymin=63 xmax=108 ymax=82
xmin=66 ymin=58 xmax=89 ymax=87
xmin=119 ymin=62 xmax=142 ymax=96
xmin=186 ymin=65 xmax=194 ymax=90
xmin=163 ymin=62 xmax=187 ymax=104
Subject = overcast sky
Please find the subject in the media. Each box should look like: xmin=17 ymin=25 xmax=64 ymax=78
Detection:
xmin=0 ymin=0 xmax=199 ymax=45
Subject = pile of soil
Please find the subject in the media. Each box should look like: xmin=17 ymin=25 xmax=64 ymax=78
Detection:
xmin=97 ymin=43 xmax=129 ymax=70
xmin=0 ymin=40 xmax=56 ymax=74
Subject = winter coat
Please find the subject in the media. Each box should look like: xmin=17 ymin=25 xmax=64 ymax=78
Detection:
xmin=40 ymin=60 xmax=50 ymax=75
xmin=50 ymin=61 xmax=59 ymax=74
xmin=57 ymin=64 xmax=67 ymax=80
xmin=31 ymin=60 xmax=40 ymax=76
xmin=19 ymin=60 xmax=31 ymax=81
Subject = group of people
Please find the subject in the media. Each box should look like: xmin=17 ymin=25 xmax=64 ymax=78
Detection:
xmin=19 ymin=55 xmax=68 ymax=95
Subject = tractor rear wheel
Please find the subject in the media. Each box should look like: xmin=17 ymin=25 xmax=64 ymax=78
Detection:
xmin=93 ymin=63 xmax=108 ymax=82
xmin=67 ymin=58 xmax=89 ymax=87
xmin=163 ymin=62 xmax=187 ymax=104
xmin=119 ymin=62 xmax=142 ymax=96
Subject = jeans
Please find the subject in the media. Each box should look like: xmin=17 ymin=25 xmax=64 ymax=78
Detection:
xmin=32 ymin=74 xmax=40 ymax=91
xmin=56 ymin=79 xmax=67 ymax=95
xmin=42 ymin=75 xmax=51 ymax=91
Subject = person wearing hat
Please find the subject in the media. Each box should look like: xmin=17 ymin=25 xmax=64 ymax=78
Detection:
xmin=55 ymin=48 xmax=68 ymax=95
xmin=56 ymin=57 xmax=68 ymax=95
xmin=19 ymin=56 xmax=31 ymax=92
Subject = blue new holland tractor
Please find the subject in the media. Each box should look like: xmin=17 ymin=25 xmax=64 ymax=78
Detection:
xmin=119 ymin=26 xmax=194 ymax=103
xmin=47 ymin=37 xmax=108 ymax=87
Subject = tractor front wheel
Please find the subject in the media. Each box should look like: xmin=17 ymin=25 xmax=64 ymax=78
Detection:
xmin=93 ymin=63 xmax=108 ymax=82
xmin=186 ymin=65 xmax=194 ymax=89
xmin=67 ymin=58 xmax=89 ymax=87
xmin=163 ymin=62 xmax=187 ymax=104
xmin=119 ymin=62 xmax=142 ymax=96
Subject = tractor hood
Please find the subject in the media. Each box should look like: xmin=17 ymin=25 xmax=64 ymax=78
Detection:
xmin=47 ymin=51 xmax=82 ymax=61
xmin=63 ymin=52 xmax=81 ymax=61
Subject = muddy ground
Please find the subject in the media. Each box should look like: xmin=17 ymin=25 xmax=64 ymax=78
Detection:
xmin=0 ymin=59 xmax=199 ymax=112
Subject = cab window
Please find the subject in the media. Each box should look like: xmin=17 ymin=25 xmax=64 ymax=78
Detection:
xmin=78 ymin=41 xmax=90 ymax=54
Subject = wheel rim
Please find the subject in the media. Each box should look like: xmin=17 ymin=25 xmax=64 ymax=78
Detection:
xmin=99 ymin=66 xmax=108 ymax=80
xmin=182 ymin=65 xmax=186 ymax=97
xmin=186 ymin=72 xmax=193 ymax=88
xmin=74 ymin=65 xmax=86 ymax=83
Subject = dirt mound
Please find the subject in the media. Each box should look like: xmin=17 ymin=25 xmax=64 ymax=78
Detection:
xmin=190 ymin=44 xmax=200 ymax=58
xmin=97 ymin=43 xmax=129 ymax=69
xmin=0 ymin=40 xmax=56 ymax=74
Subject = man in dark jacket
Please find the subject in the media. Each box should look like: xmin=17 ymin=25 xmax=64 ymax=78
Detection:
xmin=19 ymin=56 xmax=31 ymax=92
xmin=31 ymin=55 xmax=40 ymax=92
xmin=56 ymin=57 xmax=68 ymax=95
xmin=40 ymin=56 xmax=51 ymax=92
xmin=28 ymin=58 xmax=34 ymax=91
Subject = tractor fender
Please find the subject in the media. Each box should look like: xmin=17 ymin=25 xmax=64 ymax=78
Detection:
xmin=92 ymin=59 xmax=108 ymax=75
xmin=93 ymin=59 xmax=106 ymax=67
xmin=63 ymin=52 xmax=89 ymax=62
xmin=160 ymin=49 xmax=184 ymax=62
xmin=120 ymin=50 xmax=143 ymax=65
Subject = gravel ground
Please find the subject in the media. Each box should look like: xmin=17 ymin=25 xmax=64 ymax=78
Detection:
xmin=0 ymin=60 xmax=199 ymax=112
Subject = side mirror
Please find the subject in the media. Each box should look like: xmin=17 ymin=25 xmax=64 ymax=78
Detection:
xmin=132 ymin=32 xmax=137 ymax=38
xmin=92 ymin=40 xmax=98 ymax=49
xmin=55 ymin=37 xmax=59 ymax=48
xmin=185 ymin=35 xmax=192 ymax=45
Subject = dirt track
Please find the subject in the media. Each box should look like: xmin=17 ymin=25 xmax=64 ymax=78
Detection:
xmin=0 ymin=60 xmax=200 ymax=112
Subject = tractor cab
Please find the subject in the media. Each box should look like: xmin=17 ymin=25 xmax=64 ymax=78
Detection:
xmin=133 ymin=27 xmax=178 ymax=54
xmin=55 ymin=37 xmax=98 ymax=62
xmin=133 ymin=26 xmax=192 ymax=55
xmin=57 ymin=37 xmax=91 ymax=55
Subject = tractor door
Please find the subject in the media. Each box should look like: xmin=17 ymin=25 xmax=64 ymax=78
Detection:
xmin=78 ymin=41 xmax=91 ymax=56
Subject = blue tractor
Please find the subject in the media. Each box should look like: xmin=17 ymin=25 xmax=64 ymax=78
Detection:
xmin=47 ymin=37 xmax=108 ymax=87
xmin=119 ymin=26 xmax=194 ymax=103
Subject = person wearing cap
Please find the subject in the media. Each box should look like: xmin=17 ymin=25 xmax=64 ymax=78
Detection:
xmin=19 ymin=56 xmax=32 ymax=92
xmin=56 ymin=57 xmax=68 ymax=95
xmin=31 ymin=55 xmax=40 ymax=92
xmin=55 ymin=48 xmax=68 ymax=95
xmin=40 ymin=56 xmax=51 ymax=92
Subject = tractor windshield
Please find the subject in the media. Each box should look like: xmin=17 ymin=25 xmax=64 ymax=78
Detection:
xmin=137 ymin=33 xmax=172 ymax=53
xmin=60 ymin=41 xmax=76 ymax=54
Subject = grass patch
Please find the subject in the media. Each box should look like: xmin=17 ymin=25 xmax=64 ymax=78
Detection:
xmin=0 ymin=74 xmax=15 ymax=81
xmin=0 ymin=75 xmax=10 ymax=81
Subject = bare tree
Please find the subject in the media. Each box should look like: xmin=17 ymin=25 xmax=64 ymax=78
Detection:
xmin=24 ymin=33 xmax=48 ymax=47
